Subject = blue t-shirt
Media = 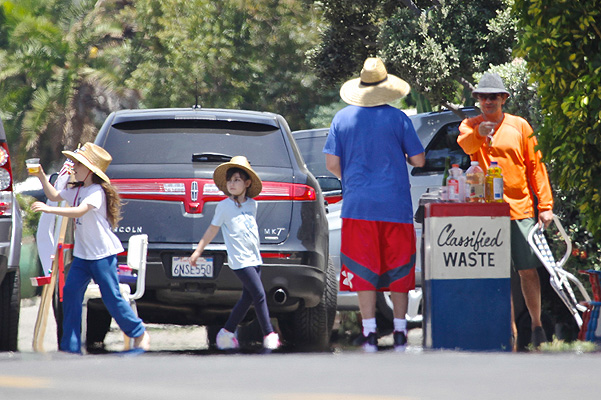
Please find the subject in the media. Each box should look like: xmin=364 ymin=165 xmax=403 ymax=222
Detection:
xmin=323 ymin=105 xmax=424 ymax=223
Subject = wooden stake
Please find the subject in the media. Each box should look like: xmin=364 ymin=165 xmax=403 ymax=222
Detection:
xmin=32 ymin=212 xmax=70 ymax=352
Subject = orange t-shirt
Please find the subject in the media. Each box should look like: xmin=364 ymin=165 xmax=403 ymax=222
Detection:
xmin=457 ymin=113 xmax=553 ymax=220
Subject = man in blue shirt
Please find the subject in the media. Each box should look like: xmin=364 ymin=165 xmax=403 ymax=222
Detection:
xmin=324 ymin=57 xmax=425 ymax=352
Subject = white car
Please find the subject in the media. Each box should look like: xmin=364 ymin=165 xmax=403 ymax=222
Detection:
xmin=292 ymin=107 xmax=479 ymax=332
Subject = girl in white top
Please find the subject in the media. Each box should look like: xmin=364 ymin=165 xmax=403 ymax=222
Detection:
xmin=31 ymin=143 xmax=150 ymax=353
xmin=190 ymin=156 xmax=280 ymax=351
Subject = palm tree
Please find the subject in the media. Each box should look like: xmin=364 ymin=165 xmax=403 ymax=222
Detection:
xmin=0 ymin=0 xmax=138 ymax=177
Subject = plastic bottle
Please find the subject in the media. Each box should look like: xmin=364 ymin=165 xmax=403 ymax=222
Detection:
xmin=458 ymin=169 xmax=466 ymax=202
xmin=465 ymin=161 xmax=485 ymax=202
xmin=485 ymin=161 xmax=504 ymax=202
xmin=442 ymin=156 xmax=450 ymax=186
xmin=446 ymin=164 xmax=465 ymax=202
xmin=441 ymin=156 xmax=451 ymax=201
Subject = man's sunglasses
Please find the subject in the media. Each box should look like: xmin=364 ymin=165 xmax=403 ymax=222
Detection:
xmin=477 ymin=93 xmax=503 ymax=101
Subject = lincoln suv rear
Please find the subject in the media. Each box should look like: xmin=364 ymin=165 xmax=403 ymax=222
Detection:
xmin=94 ymin=107 xmax=336 ymax=350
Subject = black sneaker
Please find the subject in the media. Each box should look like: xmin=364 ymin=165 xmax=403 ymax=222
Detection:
xmin=356 ymin=332 xmax=378 ymax=353
xmin=531 ymin=326 xmax=547 ymax=349
xmin=393 ymin=331 xmax=407 ymax=352
xmin=85 ymin=341 xmax=108 ymax=354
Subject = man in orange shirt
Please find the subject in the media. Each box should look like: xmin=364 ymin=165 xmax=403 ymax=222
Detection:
xmin=457 ymin=72 xmax=553 ymax=349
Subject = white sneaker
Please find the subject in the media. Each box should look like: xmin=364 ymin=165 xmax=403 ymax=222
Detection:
xmin=263 ymin=332 xmax=280 ymax=350
xmin=216 ymin=328 xmax=239 ymax=350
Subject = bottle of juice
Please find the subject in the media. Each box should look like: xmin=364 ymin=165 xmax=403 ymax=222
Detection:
xmin=442 ymin=156 xmax=450 ymax=186
xmin=465 ymin=161 xmax=485 ymax=202
xmin=441 ymin=156 xmax=450 ymax=201
xmin=485 ymin=161 xmax=503 ymax=202
xmin=446 ymin=164 xmax=465 ymax=202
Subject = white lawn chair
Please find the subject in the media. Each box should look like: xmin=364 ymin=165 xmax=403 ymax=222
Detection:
xmin=527 ymin=216 xmax=590 ymax=328
xmin=81 ymin=234 xmax=148 ymax=351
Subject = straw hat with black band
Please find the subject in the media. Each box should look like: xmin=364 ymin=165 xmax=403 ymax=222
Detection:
xmin=213 ymin=156 xmax=263 ymax=198
xmin=62 ymin=142 xmax=112 ymax=183
xmin=340 ymin=57 xmax=411 ymax=107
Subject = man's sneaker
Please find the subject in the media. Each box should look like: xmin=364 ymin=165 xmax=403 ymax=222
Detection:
xmin=393 ymin=331 xmax=407 ymax=352
xmin=531 ymin=326 xmax=547 ymax=349
xmin=263 ymin=332 xmax=281 ymax=350
xmin=216 ymin=328 xmax=239 ymax=350
xmin=359 ymin=332 xmax=378 ymax=353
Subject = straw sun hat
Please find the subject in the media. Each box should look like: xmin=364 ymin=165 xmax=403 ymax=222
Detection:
xmin=62 ymin=142 xmax=112 ymax=183
xmin=213 ymin=156 xmax=263 ymax=198
xmin=340 ymin=57 xmax=411 ymax=107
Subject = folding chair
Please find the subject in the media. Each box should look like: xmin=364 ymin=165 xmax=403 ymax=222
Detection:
xmin=527 ymin=215 xmax=591 ymax=328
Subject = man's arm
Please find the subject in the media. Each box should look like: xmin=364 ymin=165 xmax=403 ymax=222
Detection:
xmin=457 ymin=117 xmax=487 ymax=155
xmin=325 ymin=154 xmax=342 ymax=179
xmin=522 ymin=123 xmax=554 ymax=228
xmin=408 ymin=152 xmax=425 ymax=168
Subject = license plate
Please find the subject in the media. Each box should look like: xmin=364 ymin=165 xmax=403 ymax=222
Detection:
xmin=172 ymin=256 xmax=214 ymax=278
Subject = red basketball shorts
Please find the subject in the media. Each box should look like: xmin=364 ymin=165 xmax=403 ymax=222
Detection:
xmin=339 ymin=218 xmax=416 ymax=293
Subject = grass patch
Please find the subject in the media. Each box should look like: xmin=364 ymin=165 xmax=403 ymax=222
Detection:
xmin=535 ymin=338 xmax=598 ymax=353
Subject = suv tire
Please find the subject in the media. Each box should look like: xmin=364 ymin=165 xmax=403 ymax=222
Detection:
xmin=0 ymin=268 xmax=20 ymax=351
xmin=280 ymin=258 xmax=337 ymax=350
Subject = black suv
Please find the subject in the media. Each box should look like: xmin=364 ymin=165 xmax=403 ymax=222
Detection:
xmin=0 ymin=117 xmax=23 ymax=352
xmin=94 ymin=107 xmax=336 ymax=350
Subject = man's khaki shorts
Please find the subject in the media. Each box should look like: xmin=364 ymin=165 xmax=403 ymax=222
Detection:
xmin=511 ymin=217 xmax=543 ymax=271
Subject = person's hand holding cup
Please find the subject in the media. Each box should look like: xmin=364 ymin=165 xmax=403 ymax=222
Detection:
xmin=478 ymin=121 xmax=498 ymax=137
xmin=26 ymin=158 xmax=41 ymax=175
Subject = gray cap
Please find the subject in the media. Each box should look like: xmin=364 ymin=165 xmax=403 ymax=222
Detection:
xmin=472 ymin=72 xmax=510 ymax=97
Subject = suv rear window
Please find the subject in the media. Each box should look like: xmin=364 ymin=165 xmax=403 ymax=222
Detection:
xmin=412 ymin=121 xmax=471 ymax=175
xmin=294 ymin=135 xmax=332 ymax=178
xmin=103 ymin=119 xmax=290 ymax=167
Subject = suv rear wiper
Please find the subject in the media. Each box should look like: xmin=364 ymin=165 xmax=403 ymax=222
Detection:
xmin=192 ymin=153 xmax=233 ymax=162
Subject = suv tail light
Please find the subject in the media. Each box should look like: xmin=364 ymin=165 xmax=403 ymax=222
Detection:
xmin=0 ymin=143 xmax=14 ymax=216
xmin=256 ymin=182 xmax=316 ymax=201
xmin=325 ymin=194 xmax=342 ymax=204
xmin=113 ymin=179 xmax=316 ymax=214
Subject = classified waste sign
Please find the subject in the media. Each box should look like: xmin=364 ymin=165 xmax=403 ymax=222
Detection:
xmin=424 ymin=204 xmax=511 ymax=280
xmin=423 ymin=202 xmax=512 ymax=351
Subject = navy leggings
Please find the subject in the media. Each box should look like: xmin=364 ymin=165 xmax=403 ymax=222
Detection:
xmin=224 ymin=266 xmax=274 ymax=336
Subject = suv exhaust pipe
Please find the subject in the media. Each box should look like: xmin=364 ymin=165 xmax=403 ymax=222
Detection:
xmin=273 ymin=288 xmax=288 ymax=304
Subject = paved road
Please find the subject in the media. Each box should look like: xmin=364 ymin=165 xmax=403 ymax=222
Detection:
xmin=3 ymin=297 xmax=600 ymax=400
xmin=16 ymin=297 xmax=421 ymax=353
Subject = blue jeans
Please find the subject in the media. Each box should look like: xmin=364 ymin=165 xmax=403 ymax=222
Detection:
xmin=60 ymin=255 xmax=145 ymax=353
xmin=224 ymin=266 xmax=274 ymax=336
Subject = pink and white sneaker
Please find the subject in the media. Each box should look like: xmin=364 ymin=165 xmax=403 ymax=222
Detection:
xmin=263 ymin=332 xmax=281 ymax=350
xmin=216 ymin=328 xmax=239 ymax=350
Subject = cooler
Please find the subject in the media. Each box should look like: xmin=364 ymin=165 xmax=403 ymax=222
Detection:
xmin=423 ymin=202 xmax=512 ymax=351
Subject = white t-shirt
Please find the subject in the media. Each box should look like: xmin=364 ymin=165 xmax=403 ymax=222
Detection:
xmin=60 ymin=184 xmax=124 ymax=260
xmin=211 ymin=197 xmax=262 ymax=270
